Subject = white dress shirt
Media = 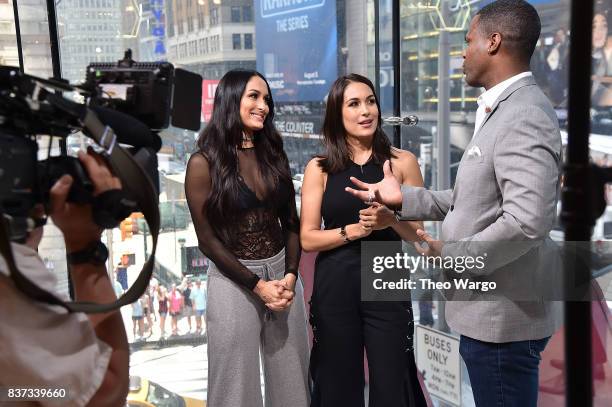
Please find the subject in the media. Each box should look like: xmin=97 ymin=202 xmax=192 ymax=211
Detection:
xmin=473 ymin=71 xmax=533 ymax=137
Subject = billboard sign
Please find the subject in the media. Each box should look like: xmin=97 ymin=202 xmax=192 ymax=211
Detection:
xmin=201 ymin=79 xmax=220 ymax=122
xmin=150 ymin=0 xmax=166 ymax=57
xmin=255 ymin=0 xmax=338 ymax=102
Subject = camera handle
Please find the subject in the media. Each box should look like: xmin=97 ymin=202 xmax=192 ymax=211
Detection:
xmin=0 ymin=109 xmax=160 ymax=313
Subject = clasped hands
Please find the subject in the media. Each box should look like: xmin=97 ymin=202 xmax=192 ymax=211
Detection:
xmin=253 ymin=273 xmax=297 ymax=312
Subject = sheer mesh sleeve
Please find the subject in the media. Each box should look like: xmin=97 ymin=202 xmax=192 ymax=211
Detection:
xmin=279 ymin=166 xmax=301 ymax=277
xmin=185 ymin=153 xmax=260 ymax=290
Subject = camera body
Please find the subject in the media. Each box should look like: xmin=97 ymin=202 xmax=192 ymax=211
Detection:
xmin=0 ymin=51 xmax=202 ymax=242
xmin=86 ymin=62 xmax=174 ymax=130
xmin=0 ymin=132 xmax=94 ymax=241
xmin=85 ymin=50 xmax=202 ymax=131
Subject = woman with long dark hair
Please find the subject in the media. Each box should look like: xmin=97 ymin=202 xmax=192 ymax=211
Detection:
xmin=185 ymin=69 xmax=309 ymax=407
xmin=300 ymin=74 xmax=427 ymax=406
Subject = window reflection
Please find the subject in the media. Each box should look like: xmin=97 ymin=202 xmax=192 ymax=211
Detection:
xmin=1 ymin=0 xmax=609 ymax=404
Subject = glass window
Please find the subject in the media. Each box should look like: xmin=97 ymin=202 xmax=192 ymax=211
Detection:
xmin=242 ymin=5 xmax=252 ymax=22
xmin=14 ymin=0 xmax=610 ymax=406
xmin=244 ymin=33 xmax=253 ymax=49
xmin=13 ymin=0 xmax=53 ymax=78
xmin=210 ymin=7 xmax=219 ymax=26
xmin=197 ymin=10 xmax=205 ymax=30
xmin=385 ymin=1 xmax=610 ymax=406
xmin=231 ymin=6 xmax=241 ymax=23
xmin=210 ymin=35 xmax=216 ymax=53
xmin=0 ymin=3 xmax=18 ymax=70
xmin=232 ymin=33 xmax=241 ymax=50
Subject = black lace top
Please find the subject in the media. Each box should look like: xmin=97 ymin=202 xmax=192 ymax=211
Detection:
xmin=229 ymin=206 xmax=285 ymax=258
xmin=185 ymin=147 xmax=300 ymax=290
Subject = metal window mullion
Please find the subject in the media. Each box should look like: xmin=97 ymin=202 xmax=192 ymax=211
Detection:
xmin=374 ymin=0 xmax=380 ymax=97
xmin=392 ymin=0 xmax=400 ymax=148
xmin=12 ymin=0 xmax=24 ymax=72
xmin=45 ymin=0 xmax=62 ymax=80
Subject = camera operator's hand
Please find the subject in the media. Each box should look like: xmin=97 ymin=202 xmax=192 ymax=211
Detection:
xmin=48 ymin=148 xmax=129 ymax=406
xmin=49 ymin=150 xmax=122 ymax=252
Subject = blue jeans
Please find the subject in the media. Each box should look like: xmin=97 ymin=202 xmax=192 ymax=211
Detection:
xmin=459 ymin=335 xmax=550 ymax=407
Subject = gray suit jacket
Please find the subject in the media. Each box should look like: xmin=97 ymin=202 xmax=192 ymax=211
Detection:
xmin=401 ymin=76 xmax=563 ymax=342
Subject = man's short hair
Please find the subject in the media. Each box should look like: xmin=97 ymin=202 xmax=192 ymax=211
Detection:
xmin=476 ymin=0 xmax=541 ymax=61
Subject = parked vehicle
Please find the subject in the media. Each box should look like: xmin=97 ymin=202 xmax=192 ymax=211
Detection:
xmin=127 ymin=376 xmax=205 ymax=407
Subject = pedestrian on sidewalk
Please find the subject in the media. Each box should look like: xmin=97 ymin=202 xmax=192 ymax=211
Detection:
xmin=131 ymin=295 xmax=145 ymax=340
xmin=142 ymin=290 xmax=153 ymax=337
xmin=190 ymin=279 xmax=207 ymax=334
xmin=169 ymin=283 xmax=183 ymax=336
xmin=157 ymin=285 xmax=169 ymax=338
xmin=181 ymin=278 xmax=195 ymax=333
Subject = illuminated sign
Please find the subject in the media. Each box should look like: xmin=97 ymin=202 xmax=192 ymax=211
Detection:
xmin=255 ymin=0 xmax=337 ymax=102
xmin=150 ymin=0 xmax=166 ymax=56
xmin=260 ymin=0 xmax=326 ymax=18
xmin=201 ymin=79 xmax=220 ymax=122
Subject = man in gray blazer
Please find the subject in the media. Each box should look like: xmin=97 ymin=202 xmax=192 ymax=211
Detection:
xmin=347 ymin=1 xmax=562 ymax=405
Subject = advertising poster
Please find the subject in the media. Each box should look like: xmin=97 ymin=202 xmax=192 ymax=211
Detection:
xmin=201 ymin=79 xmax=220 ymax=122
xmin=255 ymin=0 xmax=338 ymax=102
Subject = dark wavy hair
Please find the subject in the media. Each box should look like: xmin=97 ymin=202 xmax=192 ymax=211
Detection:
xmin=318 ymin=73 xmax=395 ymax=174
xmin=196 ymin=69 xmax=291 ymax=245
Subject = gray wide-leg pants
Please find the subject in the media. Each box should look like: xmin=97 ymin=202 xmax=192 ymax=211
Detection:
xmin=206 ymin=248 xmax=310 ymax=407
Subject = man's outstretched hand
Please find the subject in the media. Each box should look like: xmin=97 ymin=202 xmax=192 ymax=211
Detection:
xmin=414 ymin=229 xmax=444 ymax=257
xmin=345 ymin=160 xmax=402 ymax=209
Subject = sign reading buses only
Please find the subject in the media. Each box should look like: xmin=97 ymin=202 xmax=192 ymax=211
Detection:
xmin=415 ymin=325 xmax=461 ymax=406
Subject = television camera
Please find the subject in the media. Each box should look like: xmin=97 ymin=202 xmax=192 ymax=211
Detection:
xmin=0 ymin=50 xmax=202 ymax=242
xmin=0 ymin=52 xmax=201 ymax=313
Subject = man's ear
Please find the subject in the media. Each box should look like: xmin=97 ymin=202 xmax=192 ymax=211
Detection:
xmin=488 ymin=32 xmax=502 ymax=54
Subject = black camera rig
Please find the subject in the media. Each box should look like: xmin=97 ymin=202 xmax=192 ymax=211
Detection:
xmin=0 ymin=52 xmax=202 ymax=313
xmin=85 ymin=49 xmax=202 ymax=131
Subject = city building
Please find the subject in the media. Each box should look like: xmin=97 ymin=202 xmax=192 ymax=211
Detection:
xmin=56 ymin=0 xmax=125 ymax=82
xmin=0 ymin=0 xmax=52 ymax=78
xmin=166 ymin=0 xmax=256 ymax=79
